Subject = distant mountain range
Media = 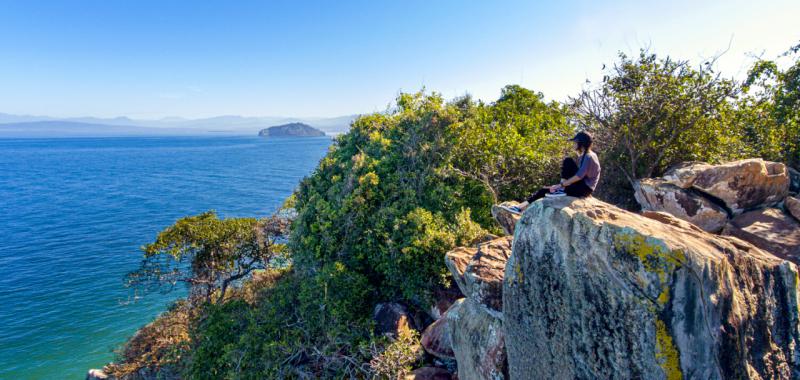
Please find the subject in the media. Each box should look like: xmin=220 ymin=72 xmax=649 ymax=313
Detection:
xmin=0 ymin=112 xmax=357 ymax=138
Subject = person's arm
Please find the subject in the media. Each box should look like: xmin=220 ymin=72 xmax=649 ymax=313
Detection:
xmin=560 ymin=175 xmax=583 ymax=187
xmin=561 ymin=154 xmax=590 ymax=187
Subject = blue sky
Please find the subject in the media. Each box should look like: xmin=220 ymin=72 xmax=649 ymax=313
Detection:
xmin=0 ymin=0 xmax=798 ymax=118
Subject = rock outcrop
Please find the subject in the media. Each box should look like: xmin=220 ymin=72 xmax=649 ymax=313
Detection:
xmin=723 ymin=207 xmax=800 ymax=263
xmin=635 ymin=178 xmax=729 ymax=232
xmin=787 ymin=196 xmax=800 ymax=221
xmin=432 ymin=226 xmax=512 ymax=378
xmin=662 ymin=159 xmax=789 ymax=214
xmin=491 ymin=202 xmax=521 ymax=235
xmin=503 ymin=196 xmax=800 ymax=379
xmin=421 ymin=314 xmax=455 ymax=359
xmin=445 ymin=299 xmax=506 ymax=380
xmin=86 ymin=369 xmax=109 ymax=380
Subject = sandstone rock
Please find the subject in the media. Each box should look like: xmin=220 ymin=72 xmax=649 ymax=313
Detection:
xmin=634 ymin=178 xmax=729 ymax=232
xmin=641 ymin=210 xmax=708 ymax=234
xmin=787 ymin=196 xmax=800 ymax=221
xmin=445 ymin=247 xmax=474 ymax=296
xmin=663 ymin=158 xmax=790 ymax=214
xmin=491 ymin=201 xmax=521 ymax=235
xmin=421 ymin=313 xmax=455 ymax=359
xmin=504 ymin=196 xmax=800 ymax=379
xmin=374 ymin=303 xmax=415 ymax=337
xmin=445 ymin=236 xmax=512 ymax=316
xmin=462 ymin=237 xmax=512 ymax=315
xmin=86 ymin=369 xmax=109 ymax=380
xmin=405 ymin=367 xmax=452 ymax=380
xmin=723 ymin=207 xmax=800 ymax=263
xmin=446 ymin=299 xmax=506 ymax=380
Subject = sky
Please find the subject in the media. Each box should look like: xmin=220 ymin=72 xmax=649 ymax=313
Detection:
xmin=0 ymin=0 xmax=798 ymax=119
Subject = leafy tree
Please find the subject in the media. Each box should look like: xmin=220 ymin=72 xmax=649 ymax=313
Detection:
xmin=451 ymin=85 xmax=573 ymax=202
xmin=572 ymin=51 xmax=744 ymax=205
xmin=126 ymin=212 xmax=289 ymax=304
xmin=741 ymin=41 xmax=800 ymax=169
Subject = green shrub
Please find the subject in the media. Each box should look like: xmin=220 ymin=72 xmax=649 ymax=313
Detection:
xmin=740 ymin=41 xmax=800 ymax=169
xmin=572 ymin=51 xmax=748 ymax=207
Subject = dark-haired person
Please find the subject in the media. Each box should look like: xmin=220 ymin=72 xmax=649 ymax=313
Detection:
xmin=503 ymin=131 xmax=601 ymax=214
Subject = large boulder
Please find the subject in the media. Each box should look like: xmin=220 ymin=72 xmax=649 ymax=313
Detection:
xmin=662 ymin=159 xmax=790 ymax=214
xmin=421 ymin=314 xmax=455 ymax=359
xmin=634 ymin=178 xmax=729 ymax=232
xmin=504 ymin=196 xmax=800 ymax=379
xmin=444 ymin=237 xmax=511 ymax=315
xmin=787 ymin=196 xmax=800 ymax=222
xmin=723 ymin=207 xmax=800 ymax=263
xmin=445 ymin=247 xmax=473 ymax=296
xmin=445 ymin=299 xmax=506 ymax=380
xmin=462 ymin=237 xmax=511 ymax=315
xmin=491 ymin=201 xmax=521 ymax=235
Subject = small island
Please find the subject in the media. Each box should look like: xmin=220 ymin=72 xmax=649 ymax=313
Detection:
xmin=258 ymin=122 xmax=325 ymax=137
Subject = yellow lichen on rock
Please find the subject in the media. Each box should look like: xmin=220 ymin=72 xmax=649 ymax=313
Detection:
xmin=655 ymin=318 xmax=683 ymax=380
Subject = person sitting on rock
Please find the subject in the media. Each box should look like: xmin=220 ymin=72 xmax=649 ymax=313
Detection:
xmin=503 ymin=131 xmax=601 ymax=214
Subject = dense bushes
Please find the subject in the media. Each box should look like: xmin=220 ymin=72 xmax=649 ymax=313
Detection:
xmin=173 ymin=89 xmax=573 ymax=378
xmin=572 ymin=51 xmax=746 ymax=207
xmin=570 ymin=46 xmax=799 ymax=207
xmin=740 ymin=42 xmax=800 ymax=169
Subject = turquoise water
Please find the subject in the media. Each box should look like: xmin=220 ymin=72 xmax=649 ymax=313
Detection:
xmin=0 ymin=136 xmax=332 ymax=379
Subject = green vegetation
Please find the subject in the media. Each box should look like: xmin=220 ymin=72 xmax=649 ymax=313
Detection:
xmin=740 ymin=43 xmax=800 ymax=169
xmin=125 ymin=212 xmax=289 ymax=304
xmin=116 ymin=42 xmax=800 ymax=379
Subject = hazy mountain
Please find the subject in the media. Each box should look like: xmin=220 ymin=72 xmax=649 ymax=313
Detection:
xmin=0 ymin=113 xmax=358 ymax=138
xmin=0 ymin=121 xmax=207 ymax=138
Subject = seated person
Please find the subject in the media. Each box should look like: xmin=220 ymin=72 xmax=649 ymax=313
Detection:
xmin=504 ymin=131 xmax=601 ymax=214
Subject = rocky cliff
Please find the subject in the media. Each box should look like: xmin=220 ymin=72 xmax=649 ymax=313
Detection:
xmin=504 ymin=197 xmax=800 ymax=379
xmin=425 ymin=187 xmax=800 ymax=379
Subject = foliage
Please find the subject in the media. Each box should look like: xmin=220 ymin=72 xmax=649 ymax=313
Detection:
xmin=451 ymin=85 xmax=573 ymax=202
xmin=184 ymin=268 xmax=376 ymax=379
xmin=740 ymin=41 xmax=800 ymax=169
xmin=106 ymin=301 xmax=192 ymax=379
xmin=572 ymin=50 xmax=746 ymax=206
xmin=290 ymin=91 xmax=493 ymax=305
xmin=126 ymin=211 xmax=289 ymax=304
xmin=369 ymin=326 xmax=423 ymax=379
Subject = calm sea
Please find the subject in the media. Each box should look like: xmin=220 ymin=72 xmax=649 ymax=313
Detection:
xmin=0 ymin=136 xmax=332 ymax=379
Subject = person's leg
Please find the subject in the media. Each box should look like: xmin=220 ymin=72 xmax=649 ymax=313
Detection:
xmin=526 ymin=188 xmax=550 ymax=203
xmin=564 ymin=180 xmax=592 ymax=198
xmin=561 ymin=157 xmax=579 ymax=179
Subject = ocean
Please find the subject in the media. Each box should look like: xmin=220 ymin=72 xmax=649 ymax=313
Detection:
xmin=0 ymin=136 xmax=332 ymax=379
